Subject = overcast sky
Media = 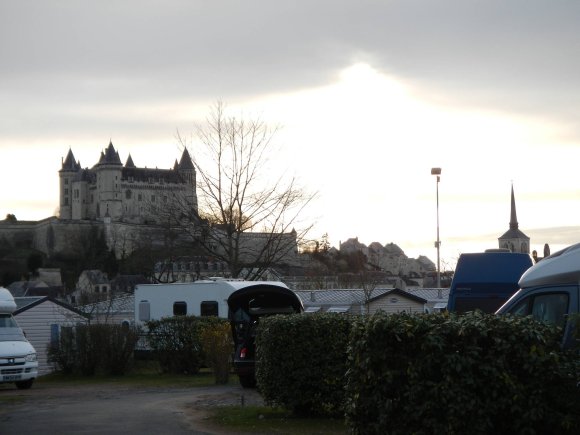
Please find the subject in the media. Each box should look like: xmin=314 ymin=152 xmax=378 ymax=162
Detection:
xmin=1 ymin=0 xmax=580 ymax=267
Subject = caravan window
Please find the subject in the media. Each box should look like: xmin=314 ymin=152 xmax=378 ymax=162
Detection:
xmin=173 ymin=301 xmax=187 ymax=316
xmin=201 ymin=301 xmax=219 ymax=317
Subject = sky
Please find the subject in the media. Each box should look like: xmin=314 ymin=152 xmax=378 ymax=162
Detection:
xmin=1 ymin=0 xmax=580 ymax=270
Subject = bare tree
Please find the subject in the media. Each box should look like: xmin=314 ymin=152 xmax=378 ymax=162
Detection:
xmin=172 ymin=101 xmax=315 ymax=279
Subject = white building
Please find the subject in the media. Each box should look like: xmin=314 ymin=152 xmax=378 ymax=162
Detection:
xmin=59 ymin=141 xmax=197 ymax=223
xmin=14 ymin=297 xmax=88 ymax=375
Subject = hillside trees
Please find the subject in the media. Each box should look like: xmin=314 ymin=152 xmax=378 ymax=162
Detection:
xmin=162 ymin=102 xmax=315 ymax=279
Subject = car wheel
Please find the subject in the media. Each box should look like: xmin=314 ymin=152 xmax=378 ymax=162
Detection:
xmin=238 ymin=374 xmax=256 ymax=389
xmin=15 ymin=379 xmax=34 ymax=390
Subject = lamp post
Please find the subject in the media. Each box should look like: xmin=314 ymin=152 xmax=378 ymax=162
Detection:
xmin=431 ymin=167 xmax=442 ymax=288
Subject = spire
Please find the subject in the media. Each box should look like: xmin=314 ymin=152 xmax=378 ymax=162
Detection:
xmin=125 ymin=154 xmax=136 ymax=168
xmin=99 ymin=141 xmax=122 ymax=165
xmin=509 ymin=183 xmax=518 ymax=230
xmin=61 ymin=148 xmax=79 ymax=171
xmin=178 ymin=148 xmax=195 ymax=170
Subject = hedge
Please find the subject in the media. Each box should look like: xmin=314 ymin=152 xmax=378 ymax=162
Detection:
xmin=345 ymin=311 xmax=580 ymax=435
xmin=255 ymin=313 xmax=353 ymax=416
xmin=146 ymin=315 xmax=230 ymax=375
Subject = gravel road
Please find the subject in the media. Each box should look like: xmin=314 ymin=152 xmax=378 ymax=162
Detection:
xmin=0 ymin=381 xmax=264 ymax=435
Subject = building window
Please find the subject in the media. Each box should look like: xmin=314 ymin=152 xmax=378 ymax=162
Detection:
xmin=151 ymin=195 xmax=156 ymax=202
xmin=201 ymin=301 xmax=219 ymax=316
xmin=126 ymin=190 xmax=132 ymax=199
xmin=173 ymin=301 xmax=187 ymax=316
xmin=64 ymin=188 xmax=69 ymax=195
xmin=138 ymin=193 xmax=142 ymax=201
xmin=64 ymin=178 xmax=69 ymax=185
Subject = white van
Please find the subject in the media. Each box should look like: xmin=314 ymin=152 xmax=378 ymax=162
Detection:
xmin=496 ymin=243 xmax=580 ymax=349
xmin=0 ymin=287 xmax=38 ymax=389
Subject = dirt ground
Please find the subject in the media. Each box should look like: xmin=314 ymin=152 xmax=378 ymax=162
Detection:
xmin=0 ymin=381 xmax=265 ymax=434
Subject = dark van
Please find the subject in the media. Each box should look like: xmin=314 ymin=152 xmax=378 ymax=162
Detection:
xmin=447 ymin=250 xmax=534 ymax=313
xmin=227 ymin=283 xmax=303 ymax=388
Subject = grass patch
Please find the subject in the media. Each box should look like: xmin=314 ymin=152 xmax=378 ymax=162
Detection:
xmin=208 ymin=406 xmax=348 ymax=434
xmin=36 ymin=361 xmax=239 ymax=389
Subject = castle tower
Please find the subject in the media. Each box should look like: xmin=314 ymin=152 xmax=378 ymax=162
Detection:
xmin=59 ymin=148 xmax=80 ymax=219
xmin=177 ymin=148 xmax=198 ymax=212
xmin=96 ymin=141 xmax=123 ymax=220
xmin=498 ymin=184 xmax=530 ymax=254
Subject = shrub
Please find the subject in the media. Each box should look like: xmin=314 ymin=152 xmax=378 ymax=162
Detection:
xmin=146 ymin=315 xmax=228 ymax=375
xmin=345 ymin=311 xmax=580 ymax=435
xmin=256 ymin=313 xmax=352 ymax=417
xmin=199 ymin=320 xmax=233 ymax=384
xmin=48 ymin=323 xmax=141 ymax=376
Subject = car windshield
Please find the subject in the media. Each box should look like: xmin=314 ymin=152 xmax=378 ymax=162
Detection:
xmin=0 ymin=314 xmax=26 ymax=342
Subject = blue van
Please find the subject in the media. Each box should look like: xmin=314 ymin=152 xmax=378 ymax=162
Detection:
xmin=447 ymin=250 xmax=534 ymax=313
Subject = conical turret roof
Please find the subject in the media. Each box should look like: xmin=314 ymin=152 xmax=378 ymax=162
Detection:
xmin=178 ymin=148 xmax=195 ymax=170
xmin=61 ymin=148 xmax=80 ymax=171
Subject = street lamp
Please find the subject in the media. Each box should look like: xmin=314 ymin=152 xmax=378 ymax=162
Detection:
xmin=431 ymin=167 xmax=442 ymax=288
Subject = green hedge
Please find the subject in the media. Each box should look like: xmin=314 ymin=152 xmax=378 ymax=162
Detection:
xmin=146 ymin=315 xmax=229 ymax=375
xmin=255 ymin=313 xmax=353 ymax=416
xmin=48 ymin=323 xmax=141 ymax=376
xmin=345 ymin=311 xmax=580 ymax=435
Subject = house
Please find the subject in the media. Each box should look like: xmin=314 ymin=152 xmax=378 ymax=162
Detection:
xmin=69 ymin=270 xmax=110 ymax=304
xmin=404 ymin=287 xmax=450 ymax=312
xmin=295 ymin=287 xmax=437 ymax=315
xmin=367 ymin=289 xmax=428 ymax=315
xmin=14 ymin=297 xmax=88 ymax=375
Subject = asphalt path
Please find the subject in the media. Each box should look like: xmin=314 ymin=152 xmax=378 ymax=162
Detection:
xmin=0 ymin=382 xmax=261 ymax=435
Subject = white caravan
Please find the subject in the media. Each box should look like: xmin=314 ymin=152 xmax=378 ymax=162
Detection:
xmin=0 ymin=287 xmax=38 ymax=389
xmin=135 ymin=279 xmax=292 ymax=324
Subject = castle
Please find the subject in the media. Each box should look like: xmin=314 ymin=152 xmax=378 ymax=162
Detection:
xmin=59 ymin=141 xmax=197 ymax=223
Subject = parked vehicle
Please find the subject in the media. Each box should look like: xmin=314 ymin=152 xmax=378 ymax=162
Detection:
xmin=447 ymin=250 xmax=534 ymax=313
xmin=134 ymin=279 xmax=296 ymax=323
xmin=496 ymin=243 xmax=580 ymax=349
xmin=228 ymin=283 xmax=304 ymax=388
xmin=135 ymin=279 xmax=303 ymax=387
xmin=0 ymin=287 xmax=38 ymax=389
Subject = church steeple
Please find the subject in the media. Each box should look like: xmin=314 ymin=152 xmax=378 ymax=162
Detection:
xmin=498 ymin=183 xmax=530 ymax=254
xmin=509 ymin=183 xmax=518 ymax=230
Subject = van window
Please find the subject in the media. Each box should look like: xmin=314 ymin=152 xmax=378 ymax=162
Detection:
xmin=507 ymin=292 xmax=569 ymax=328
xmin=173 ymin=301 xmax=187 ymax=316
xmin=200 ymin=301 xmax=218 ymax=316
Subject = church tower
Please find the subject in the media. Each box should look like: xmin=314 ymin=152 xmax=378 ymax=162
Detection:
xmin=498 ymin=184 xmax=530 ymax=254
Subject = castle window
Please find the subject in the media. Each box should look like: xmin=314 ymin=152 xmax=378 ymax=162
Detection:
xmin=126 ymin=190 xmax=132 ymax=199
xmin=138 ymin=194 xmax=142 ymax=201
xmin=151 ymin=195 xmax=156 ymax=202
xmin=163 ymin=196 xmax=168 ymax=203
xmin=64 ymin=179 xmax=69 ymax=185
xmin=64 ymin=188 xmax=69 ymax=195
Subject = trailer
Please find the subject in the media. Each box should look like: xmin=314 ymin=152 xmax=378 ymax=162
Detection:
xmin=135 ymin=279 xmax=304 ymax=387
xmin=134 ymin=279 xmax=280 ymax=324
